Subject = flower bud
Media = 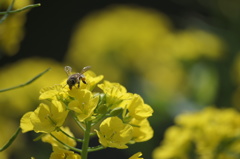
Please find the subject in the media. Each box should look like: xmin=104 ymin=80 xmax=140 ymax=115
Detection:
xmin=98 ymin=93 xmax=106 ymax=105
xmin=110 ymin=107 xmax=123 ymax=116
xmin=96 ymin=104 xmax=108 ymax=114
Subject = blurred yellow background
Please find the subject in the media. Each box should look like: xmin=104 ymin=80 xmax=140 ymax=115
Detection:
xmin=1 ymin=0 xmax=240 ymax=158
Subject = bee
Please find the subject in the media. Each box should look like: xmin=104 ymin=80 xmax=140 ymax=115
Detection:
xmin=64 ymin=66 xmax=91 ymax=90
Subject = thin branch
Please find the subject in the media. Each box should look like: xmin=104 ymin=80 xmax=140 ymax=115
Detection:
xmin=72 ymin=113 xmax=86 ymax=132
xmin=0 ymin=3 xmax=41 ymax=15
xmin=0 ymin=0 xmax=16 ymax=23
xmin=0 ymin=127 xmax=21 ymax=152
xmin=88 ymin=145 xmax=105 ymax=152
xmin=50 ymin=133 xmax=82 ymax=153
xmin=58 ymin=127 xmax=83 ymax=142
xmin=0 ymin=68 xmax=51 ymax=93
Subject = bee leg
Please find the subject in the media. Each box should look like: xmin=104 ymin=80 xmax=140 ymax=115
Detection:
xmin=77 ymin=81 xmax=80 ymax=88
xmin=82 ymin=77 xmax=87 ymax=84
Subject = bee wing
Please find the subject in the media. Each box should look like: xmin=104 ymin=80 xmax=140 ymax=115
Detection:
xmin=64 ymin=66 xmax=72 ymax=76
xmin=80 ymin=66 xmax=91 ymax=74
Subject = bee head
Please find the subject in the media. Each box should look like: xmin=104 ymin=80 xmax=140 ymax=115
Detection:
xmin=67 ymin=77 xmax=77 ymax=90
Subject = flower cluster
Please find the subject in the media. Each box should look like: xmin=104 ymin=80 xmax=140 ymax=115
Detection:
xmin=153 ymin=107 xmax=240 ymax=159
xmin=20 ymin=68 xmax=153 ymax=159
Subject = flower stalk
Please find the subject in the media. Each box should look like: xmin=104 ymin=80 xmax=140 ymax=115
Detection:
xmin=81 ymin=121 xmax=92 ymax=159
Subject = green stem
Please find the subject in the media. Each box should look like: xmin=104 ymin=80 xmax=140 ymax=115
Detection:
xmin=88 ymin=145 xmax=105 ymax=152
xmin=81 ymin=121 xmax=92 ymax=159
xmin=33 ymin=133 xmax=46 ymax=141
xmin=0 ymin=127 xmax=21 ymax=152
xmin=91 ymin=110 xmax=111 ymax=127
xmin=0 ymin=0 xmax=15 ymax=23
xmin=73 ymin=113 xmax=86 ymax=131
xmin=0 ymin=68 xmax=50 ymax=92
xmin=50 ymin=133 xmax=82 ymax=153
xmin=0 ymin=3 xmax=41 ymax=15
xmin=58 ymin=127 xmax=83 ymax=142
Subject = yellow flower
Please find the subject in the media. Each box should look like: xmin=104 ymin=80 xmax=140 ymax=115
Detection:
xmin=130 ymin=118 xmax=153 ymax=142
xmin=62 ymin=70 xmax=104 ymax=92
xmin=153 ymin=107 xmax=240 ymax=159
xmin=68 ymin=89 xmax=99 ymax=121
xmin=129 ymin=152 xmax=143 ymax=159
xmin=98 ymin=80 xmax=130 ymax=108
xmin=172 ymin=29 xmax=224 ymax=60
xmin=153 ymin=126 xmax=193 ymax=159
xmin=79 ymin=71 xmax=104 ymax=91
xmin=20 ymin=112 xmax=34 ymax=133
xmin=42 ymin=127 xmax=76 ymax=149
xmin=126 ymin=94 xmax=153 ymax=120
xmin=39 ymin=85 xmax=69 ymax=101
xmin=50 ymin=146 xmax=81 ymax=159
xmin=95 ymin=117 xmax=133 ymax=149
xmin=20 ymin=100 xmax=68 ymax=133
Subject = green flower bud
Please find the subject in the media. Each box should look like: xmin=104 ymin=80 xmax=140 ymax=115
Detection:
xmin=96 ymin=104 xmax=108 ymax=114
xmin=110 ymin=107 xmax=123 ymax=116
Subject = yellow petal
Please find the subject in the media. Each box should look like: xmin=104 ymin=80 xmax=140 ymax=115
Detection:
xmin=20 ymin=112 xmax=34 ymax=133
xmin=129 ymin=152 xmax=143 ymax=159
